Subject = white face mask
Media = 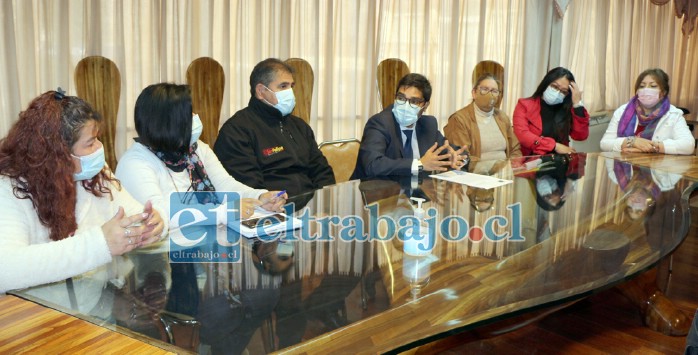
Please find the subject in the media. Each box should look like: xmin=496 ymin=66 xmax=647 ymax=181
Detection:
xmin=264 ymin=87 xmax=296 ymax=116
xmin=72 ymin=144 xmax=106 ymax=181
xmin=542 ymin=86 xmax=565 ymax=105
xmin=392 ymin=102 xmax=421 ymax=127
xmin=191 ymin=114 xmax=203 ymax=146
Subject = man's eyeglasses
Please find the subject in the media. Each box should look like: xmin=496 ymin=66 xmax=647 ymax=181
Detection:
xmin=395 ymin=94 xmax=426 ymax=109
xmin=476 ymin=87 xmax=500 ymax=96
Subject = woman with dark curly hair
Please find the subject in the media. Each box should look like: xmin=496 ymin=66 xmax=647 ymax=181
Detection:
xmin=0 ymin=90 xmax=165 ymax=312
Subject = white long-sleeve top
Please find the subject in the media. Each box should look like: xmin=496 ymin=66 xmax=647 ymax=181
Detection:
xmin=600 ymin=104 xmax=694 ymax=155
xmin=115 ymin=141 xmax=267 ymax=219
xmin=605 ymin=159 xmax=682 ymax=191
xmin=0 ymin=175 xmax=144 ymax=314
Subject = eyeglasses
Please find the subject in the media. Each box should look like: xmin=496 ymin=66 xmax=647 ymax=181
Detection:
xmin=476 ymin=87 xmax=500 ymax=96
xmin=395 ymin=94 xmax=426 ymax=109
xmin=549 ymin=84 xmax=569 ymax=96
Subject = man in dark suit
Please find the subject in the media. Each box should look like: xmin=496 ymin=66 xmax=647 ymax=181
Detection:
xmin=352 ymin=73 xmax=468 ymax=180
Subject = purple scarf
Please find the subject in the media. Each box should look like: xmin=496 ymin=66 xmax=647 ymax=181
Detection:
xmin=616 ymin=96 xmax=670 ymax=139
xmin=613 ymin=161 xmax=661 ymax=199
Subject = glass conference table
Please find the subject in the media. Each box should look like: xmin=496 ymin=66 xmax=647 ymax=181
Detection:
xmin=11 ymin=152 xmax=698 ymax=354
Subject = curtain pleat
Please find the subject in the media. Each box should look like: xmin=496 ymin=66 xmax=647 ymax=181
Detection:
xmin=561 ymin=0 xmax=698 ymax=113
xmin=2 ymin=0 xmax=696 ymax=158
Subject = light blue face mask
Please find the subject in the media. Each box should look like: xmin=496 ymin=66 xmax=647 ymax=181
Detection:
xmin=536 ymin=175 xmax=559 ymax=196
xmin=542 ymin=86 xmax=565 ymax=105
xmin=73 ymin=144 xmax=106 ymax=181
xmin=392 ymin=102 xmax=421 ymax=127
xmin=265 ymin=87 xmax=296 ymax=116
xmin=191 ymin=114 xmax=203 ymax=146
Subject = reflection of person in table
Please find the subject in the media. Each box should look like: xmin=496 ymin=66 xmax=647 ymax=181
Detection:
xmin=273 ymin=225 xmax=363 ymax=348
xmin=513 ymin=154 xmax=585 ymax=245
xmin=191 ymin=235 xmax=283 ymax=355
xmin=514 ymin=154 xmax=585 ymax=212
xmin=606 ymin=159 xmax=690 ymax=335
xmin=600 ymin=68 xmax=694 ymax=155
xmin=466 ymin=187 xmax=495 ymax=212
xmin=606 ymin=160 xmax=670 ymax=221
xmin=0 ymin=91 xmax=164 ymax=315
xmin=464 ymin=159 xmax=509 ymax=212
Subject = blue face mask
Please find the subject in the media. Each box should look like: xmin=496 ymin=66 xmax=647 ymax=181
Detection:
xmin=264 ymin=87 xmax=296 ymax=116
xmin=542 ymin=86 xmax=565 ymax=105
xmin=191 ymin=114 xmax=203 ymax=146
xmin=536 ymin=175 xmax=559 ymax=196
xmin=73 ymin=144 xmax=106 ymax=181
xmin=392 ymin=102 xmax=421 ymax=127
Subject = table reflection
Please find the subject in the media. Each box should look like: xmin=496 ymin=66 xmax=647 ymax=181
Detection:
xmin=11 ymin=152 xmax=697 ymax=354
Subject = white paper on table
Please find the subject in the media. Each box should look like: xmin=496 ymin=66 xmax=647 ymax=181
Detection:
xmin=429 ymin=170 xmax=513 ymax=189
xmin=228 ymin=207 xmax=302 ymax=239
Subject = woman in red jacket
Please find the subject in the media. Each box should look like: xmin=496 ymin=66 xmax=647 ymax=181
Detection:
xmin=513 ymin=67 xmax=589 ymax=156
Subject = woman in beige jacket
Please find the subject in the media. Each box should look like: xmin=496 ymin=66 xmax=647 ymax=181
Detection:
xmin=444 ymin=74 xmax=521 ymax=161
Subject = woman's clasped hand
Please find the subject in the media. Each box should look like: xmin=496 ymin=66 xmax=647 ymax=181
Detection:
xmin=102 ymin=201 xmax=165 ymax=255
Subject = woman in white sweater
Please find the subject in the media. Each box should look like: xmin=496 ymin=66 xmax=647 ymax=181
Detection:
xmin=600 ymin=68 xmax=694 ymax=155
xmin=116 ymin=83 xmax=286 ymax=223
xmin=0 ymin=90 xmax=165 ymax=313
xmin=115 ymin=83 xmax=286 ymax=351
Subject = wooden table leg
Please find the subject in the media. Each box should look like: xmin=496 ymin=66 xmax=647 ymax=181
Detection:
xmin=616 ymin=268 xmax=690 ymax=336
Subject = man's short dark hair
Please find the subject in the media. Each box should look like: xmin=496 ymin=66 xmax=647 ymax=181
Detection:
xmin=395 ymin=73 xmax=432 ymax=102
xmin=249 ymin=58 xmax=295 ymax=97
xmin=134 ymin=83 xmax=192 ymax=154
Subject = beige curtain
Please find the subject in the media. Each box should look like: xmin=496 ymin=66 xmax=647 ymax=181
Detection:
xmin=561 ymin=0 xmax=698 ymax=113
xmin=8 ymin=0 xmax=696 ymax=158
xmin=0 ymin=0 xmax=553 ymax=158
xmin=376 ymin=0 xmax=553 ymax=129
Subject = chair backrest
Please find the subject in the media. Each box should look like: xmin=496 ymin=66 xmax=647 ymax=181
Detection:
xmin=74 ymin=56 xmax=121 ymax=169
xmin=319 ymin=139 xmax=361 ymax=183
xmin=285 ymin=58 xmax=314 ymax=123
xmin=377 ymin=58 xmax=410 ymax=109
xmin=186 ymin=57 xmax=225 ymax=145
xmin=472 ymin=60 xmax=505 ymax=109
xmin=156 ymin=311 xmax=201 ymax=352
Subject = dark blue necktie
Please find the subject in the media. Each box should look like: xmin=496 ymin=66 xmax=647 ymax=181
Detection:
xmin=403 ymin=129 xmax=413 ymax=159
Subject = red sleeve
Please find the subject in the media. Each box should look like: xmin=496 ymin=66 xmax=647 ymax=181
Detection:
xmin=512 ymin=99 xmax=556 ymax=155
xmin=566 ymin=153 xmax=586 ymax=178
xmin=569 ymin=107 xmax=590 ymax=141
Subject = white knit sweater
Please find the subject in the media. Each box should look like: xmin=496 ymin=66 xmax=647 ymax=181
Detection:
xmin=115 ymin=141 xmax=266 ymax=219
xmin=0 ymin=175 xmax=144 ymax=314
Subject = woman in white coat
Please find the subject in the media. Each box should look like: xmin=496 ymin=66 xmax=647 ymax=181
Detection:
xmin=600 ymin=68 xmax=694 ymax=155
xmin=0 ymin=90 xmax=165 ymax=314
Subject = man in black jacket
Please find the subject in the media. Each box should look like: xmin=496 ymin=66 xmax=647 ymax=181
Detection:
xmin=214 ymin=58 xmax=335 ymax=198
